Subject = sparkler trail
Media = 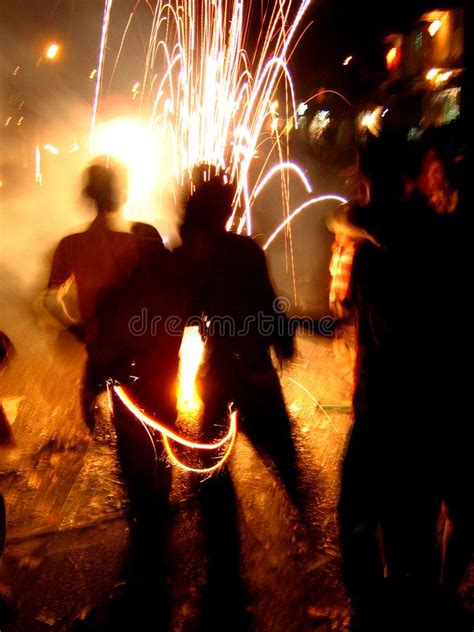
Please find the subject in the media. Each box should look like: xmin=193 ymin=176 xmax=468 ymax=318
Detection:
xmin=114 ymin=385 xmax=238 ymax=474
xmin=90 ymin=0 xmax=114 ymax=153
xmin=287 ymin=377 xmax=344 ymax=436
xmin=162 ymin=411 xmax=238 ymax=474
xmin=114 ymin=385 xmax=235 ymax=451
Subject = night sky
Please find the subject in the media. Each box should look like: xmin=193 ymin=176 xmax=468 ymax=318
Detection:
xmin=0 ymin=0 xmax=467 ymax=114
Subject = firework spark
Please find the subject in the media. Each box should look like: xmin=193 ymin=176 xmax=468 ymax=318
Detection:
xmin=91 ymin=0 xmax=313 ymax=234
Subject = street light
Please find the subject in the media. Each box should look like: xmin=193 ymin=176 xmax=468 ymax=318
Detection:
xmin=45 ymin=43 xmax=60 ymax=61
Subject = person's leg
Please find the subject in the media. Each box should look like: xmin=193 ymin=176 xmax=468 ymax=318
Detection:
xmin=110 ymin=390 xmax=172 ymax=630
xmin=81 ymin=354 xmax=105 ymax=433
xmin=441 ymin=436 xmax=473 ymax=594
xmin=381 ymin=456 xmax=442 ymax=631
xmin=239 ymin=364 xmax=301 ymax=509
xmin=338 ymin=418 xmax=388 ymax=630
xmin=199 ymin=469 xmax=249 ymax=631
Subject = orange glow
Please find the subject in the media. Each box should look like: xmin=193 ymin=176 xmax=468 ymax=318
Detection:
xmin=386 ymin=47 xmax=398 ymax=70
xmin=177 ymin=326 xmax=205 ymax=414
xmin=343 ymin=55 xmax=353 ymax=66
xmin=45 ymin=43 xmax=60 ymax=60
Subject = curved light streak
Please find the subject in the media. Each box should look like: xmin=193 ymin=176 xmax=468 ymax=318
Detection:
xmin=263 ymin=195 xmax=348 ymax=251
xmin=114 ymin=384 xmax=235 ymax=451
xmin=252 ymin=162 xmax=312 ymax=200
xmin=162 ymin=410 xmax=238 ymax=474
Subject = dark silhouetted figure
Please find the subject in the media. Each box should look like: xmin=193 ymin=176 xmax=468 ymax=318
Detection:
xmin=180 ymin=174 xmax=298 ymax=504
xmin=100 ymin=239 xmax=183 ymax=631
xmin=71 ymin=198 xmax=183 ymax=632
xmin=338 ymin=134 xmax=472 ymax=632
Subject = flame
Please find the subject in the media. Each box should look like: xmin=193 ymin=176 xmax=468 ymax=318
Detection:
xmin=177 ymin=326 xmax=205 ymax=414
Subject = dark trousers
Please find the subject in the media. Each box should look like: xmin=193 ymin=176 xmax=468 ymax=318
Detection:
xmin=107 ymin=391 xmax=172 ymax=631
xmin=338 ymin=413 xmax=444 ymax=628
xmin=199 ymin=346 xmax=300 ymax=508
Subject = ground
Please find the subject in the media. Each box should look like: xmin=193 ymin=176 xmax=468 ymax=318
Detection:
xmin=0 ymin=315 xmax=353 ymax=631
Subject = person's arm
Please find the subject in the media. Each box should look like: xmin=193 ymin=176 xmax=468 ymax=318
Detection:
xmin=43 ymin=239 xmax=78 ymax=326
xmin=48 ymin=239 xmax=73 ymax=288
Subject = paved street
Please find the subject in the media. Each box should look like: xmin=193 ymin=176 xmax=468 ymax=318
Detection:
xmin=0 ymin=305 xmax=353 ymax=631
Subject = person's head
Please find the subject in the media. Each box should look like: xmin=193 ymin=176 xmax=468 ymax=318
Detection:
xmin=420 ymin=148 xmax=448 ymax=193
xmin=180 ymin=172 xmax=235 ymax=242
xmin=357 ymin=131 xmax=406 ymax=208
xmin=82 ymin=157 xmax=127 ymax=214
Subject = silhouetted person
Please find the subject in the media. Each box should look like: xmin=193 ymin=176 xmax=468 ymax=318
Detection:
xmin=71 ymin=196 xmax=183 ymax=632
xmin=180 ymin=174 xmax=299 ymax=507
xmin=46 ymin=159 xmax=145 ymax=431
xmin=338 ymin=134 xmax=472 ymax=632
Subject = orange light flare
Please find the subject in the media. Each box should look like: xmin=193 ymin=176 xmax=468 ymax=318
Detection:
xmin=45 ymin=43 xmax=60 ymax=60
xmin=177 ymin=326 xmax=205 ymax=415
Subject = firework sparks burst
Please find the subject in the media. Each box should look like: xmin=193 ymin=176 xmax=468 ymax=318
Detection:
xmin=91 ymin=0 xmax=318 ymax=233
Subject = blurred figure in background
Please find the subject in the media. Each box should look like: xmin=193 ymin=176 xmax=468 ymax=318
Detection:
xmin=337 ymin=131 xmax=471 ymax=632
xmin=45 ymin=158 xmax=145 ymax=431
xmin=419 ymin=147 xmax=459 ymax=214
xmin=328 ymin=159 xmax=374 ymax=366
